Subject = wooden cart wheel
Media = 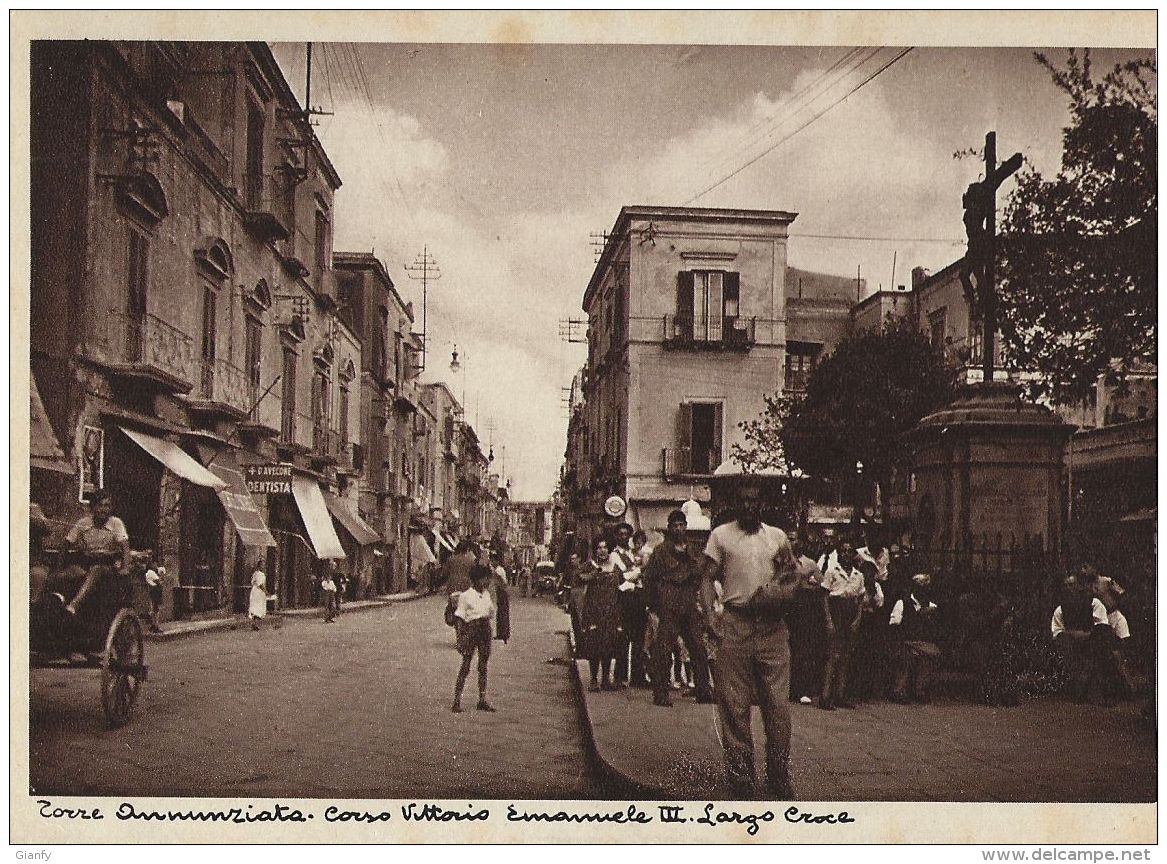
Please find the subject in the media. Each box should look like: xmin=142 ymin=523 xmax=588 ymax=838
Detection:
xmin=101 ymin=608 xmax=146 ymax=728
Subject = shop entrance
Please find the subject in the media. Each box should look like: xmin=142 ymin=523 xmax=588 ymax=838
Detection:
xmin=179 ymin=483 xmax=226 ymax=613
xmin=104 ymin=427 xmax=162 ymax=552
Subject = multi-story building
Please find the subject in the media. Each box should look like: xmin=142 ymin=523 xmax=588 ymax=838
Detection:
xmin=506 ymin=500 xmax=553 ymax=567
xmin=567 ymin=205 xmax=799 ymax=538
xmin=30 ymin=40 xmax=364 ymax=614
xmin=420 ymin=382 xmax=462 ymax=530
xmin=333 ymin=250 xmax=429 ymax=593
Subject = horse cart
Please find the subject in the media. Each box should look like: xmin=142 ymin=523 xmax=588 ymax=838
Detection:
xmin=30 ymin=550 xmax=149 ymax=728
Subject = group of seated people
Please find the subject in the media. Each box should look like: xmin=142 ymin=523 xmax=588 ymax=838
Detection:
xmin=1050 ymin=564 xmax=1135 ymax=705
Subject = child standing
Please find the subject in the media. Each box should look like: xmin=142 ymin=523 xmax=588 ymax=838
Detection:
xmin=452 ymin=564 xmax=497 ymax=713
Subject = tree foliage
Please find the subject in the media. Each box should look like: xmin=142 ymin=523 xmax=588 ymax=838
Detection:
xmin=732 ymin=318 xmax=954 ymax=485
xmin=998 ymin=50 xmax=1156 ymax=403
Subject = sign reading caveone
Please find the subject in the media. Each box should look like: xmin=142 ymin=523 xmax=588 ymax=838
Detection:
xmin=244 ymin=464 xmax=292 ymax=495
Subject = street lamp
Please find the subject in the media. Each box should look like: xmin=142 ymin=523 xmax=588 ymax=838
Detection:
xmin=450 ymin=344 xmax=468 ymax=410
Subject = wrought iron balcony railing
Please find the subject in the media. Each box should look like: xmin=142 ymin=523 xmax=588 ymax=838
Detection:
xmin=195 ymin=356 xmax=251 ymax=415
xmin=661 ymin=446 xmax=721 ymax=478
xmin=662 ymin=315 xmax=756 ymax=349
xmin=105 ymin=309 xmax=196 ymax=391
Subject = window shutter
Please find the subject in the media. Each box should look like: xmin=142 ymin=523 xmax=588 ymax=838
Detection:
xmin=723 ymin=272 xmax=740 ymax=319
xmin=711 ymin=402 xmax=724 ymax=470
xmin=707 ymin=273 xmax=723 ymax=341
xmin=677 ymin=402 xmax=693 ymax=473
xmin=676 ymin=271 xmax=694 ymax=336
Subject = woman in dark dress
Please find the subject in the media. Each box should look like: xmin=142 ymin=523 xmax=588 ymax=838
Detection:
xmin=579 ymin=537 xmax=624 ymax=692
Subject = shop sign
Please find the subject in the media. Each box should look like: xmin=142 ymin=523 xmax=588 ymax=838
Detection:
xmin=244 ymin=464 xmax=292 ymax=495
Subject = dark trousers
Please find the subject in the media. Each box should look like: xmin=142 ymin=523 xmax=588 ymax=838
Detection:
xmin=849 ymin=616 xmax=889 ymax=701
xmin=455 ymin=619 xmax=492 ymax=701
xmin=1056 ymin=631 xmax=1122 ymax=703
xmin=787 ymin=601 xmax=824 ymax=700
xmin=652 ymin=605 xmax=713 ymax=701
xmin=616 ymin=590 xmax=648 ymax=684
xmin=714 ymin=609 xmax=793 ymax=797
xmin=821 ymin=597 xmax=858 ymax=707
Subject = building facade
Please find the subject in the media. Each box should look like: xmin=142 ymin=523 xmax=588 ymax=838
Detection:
xmin=566 ymin=206 xmax=798 ymax=540
xmin=30 ymin=40 xmax=369 ymax=614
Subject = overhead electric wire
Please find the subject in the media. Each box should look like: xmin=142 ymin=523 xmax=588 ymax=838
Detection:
xmin=325 ymin=42 xmax=420 ymax=237
xmin=679 ymin=47 xmax=881 ymax=198
xmin=684 ymin=47 xmax=915 ymax=204
xmin=789 ymin=231 xmax=964 ymax=244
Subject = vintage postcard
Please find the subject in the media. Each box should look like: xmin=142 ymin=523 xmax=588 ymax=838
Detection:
xmin=11 ymin=9 xmax=1157 ymax=848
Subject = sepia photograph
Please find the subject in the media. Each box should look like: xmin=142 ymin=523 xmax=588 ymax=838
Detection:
xmin=13 ymin=10 xmax=1157 ymax=846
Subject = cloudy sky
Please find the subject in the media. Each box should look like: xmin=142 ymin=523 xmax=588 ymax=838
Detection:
xmin=270 ymin=42 xmax=1151 ymax=500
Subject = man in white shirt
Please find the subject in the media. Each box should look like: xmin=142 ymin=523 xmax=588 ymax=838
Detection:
xmin=702 ymin=485 xmax=798 ymax=799
xmin=62 ymin=490 xmax=130 ymax=615
xmin=1051 ymin=574 xmax=1116 ymax=703
xmin=818 ymin=540 xmax=864 ymax=710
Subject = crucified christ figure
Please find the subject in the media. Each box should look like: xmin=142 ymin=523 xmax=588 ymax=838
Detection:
xmin=959 ymin=151 xmax=1023 ymax=318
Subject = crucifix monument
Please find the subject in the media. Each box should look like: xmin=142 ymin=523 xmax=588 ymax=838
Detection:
xmin=907 ymin=131 xmax=1072 ymax=565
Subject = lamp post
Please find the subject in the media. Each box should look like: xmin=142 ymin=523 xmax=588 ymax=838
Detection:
xmin=449 ymin=344 xmax=468 ymax=411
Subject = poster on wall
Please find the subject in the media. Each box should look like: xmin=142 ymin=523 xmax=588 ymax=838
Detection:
xmin=77 ymin=425 xmax=103 ymax=503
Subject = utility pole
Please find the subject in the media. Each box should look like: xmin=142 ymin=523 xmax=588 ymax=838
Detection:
xmin=405 ymin=247 xmax=441 ymax=373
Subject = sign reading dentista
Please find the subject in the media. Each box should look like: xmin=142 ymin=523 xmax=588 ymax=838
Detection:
xmin=244 ymin=464 xmax=292 ymax=495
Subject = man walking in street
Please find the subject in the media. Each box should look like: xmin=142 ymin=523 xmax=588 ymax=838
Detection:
xmin=702 ymin=484 xmax=799 ymax=799
xmin=644 ymin=510 xmax=714 ymax=707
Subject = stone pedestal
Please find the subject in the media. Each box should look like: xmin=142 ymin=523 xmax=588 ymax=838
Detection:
xmin=908 ymin=382 xmax=1073 ymax=556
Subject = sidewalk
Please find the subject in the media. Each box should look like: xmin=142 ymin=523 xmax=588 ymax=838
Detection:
xmin=145 ymin=591 xmax=425 ymax=641
xmin=573 ymin=654 xmax=1157 ymax=802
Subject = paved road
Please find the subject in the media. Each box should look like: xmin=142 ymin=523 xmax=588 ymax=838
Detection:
xmin=29 ymin=596 xmax=601 ymax=799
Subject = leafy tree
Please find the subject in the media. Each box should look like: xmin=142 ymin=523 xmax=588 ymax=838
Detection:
xmin=997 ymin=50 xmax=1156 ymax=404
xmin=733 ymin=318 xmax=954 ymax=501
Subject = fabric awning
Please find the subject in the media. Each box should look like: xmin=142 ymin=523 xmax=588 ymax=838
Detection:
xmin=322 ymin=490 xmax=381 ymax=546
xmin=291 ymin=475 xmax=346 ymax=559
xmin=410 ymin=531 xmax=437 ymax=569
xmin=197 ymin=445 xmax=276 ymax=548
xmin=122 ymin=427 xmax=228 ymax=490
xmin=30 ymin=374 xmax=71 ymax=474
xmin=433 ymin=529 xmax=456 ymax=552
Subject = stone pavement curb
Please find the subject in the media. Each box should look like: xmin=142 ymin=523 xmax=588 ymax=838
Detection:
xmin=144 ymin=591 xmax=427 ymax=642
xmin=565 ymin=619 xmax=725 ymax=800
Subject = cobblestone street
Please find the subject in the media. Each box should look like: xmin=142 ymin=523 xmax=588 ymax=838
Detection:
xmin=29 ymin=596 xmax=600 ymax=799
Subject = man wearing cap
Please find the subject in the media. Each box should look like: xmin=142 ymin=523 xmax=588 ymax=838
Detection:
xmin=889 ymin=572 xmax=942 ymax=703
xmin=702 ymin=484 xmax=799 ymax=799
xmin=644 ymin=509 xmax=714 ymax=707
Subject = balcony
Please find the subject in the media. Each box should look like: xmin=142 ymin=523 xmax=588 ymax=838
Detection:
xmin=99 ymin=310 xmax=196 ymax=393
xmin=662 ymin=315 xmax=756 ymax=351
xmin=242 ymin=172 xmax=291 ymax=243
xmin=662 ymin=446 xmax=721 ymax=478
xmin=240 ymin=381 xmax=281 ymax=439
xmin=186 ymin=357 xmax=251 ymax=420
xmin=312 ymin=422 xmax=338 ymax=466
